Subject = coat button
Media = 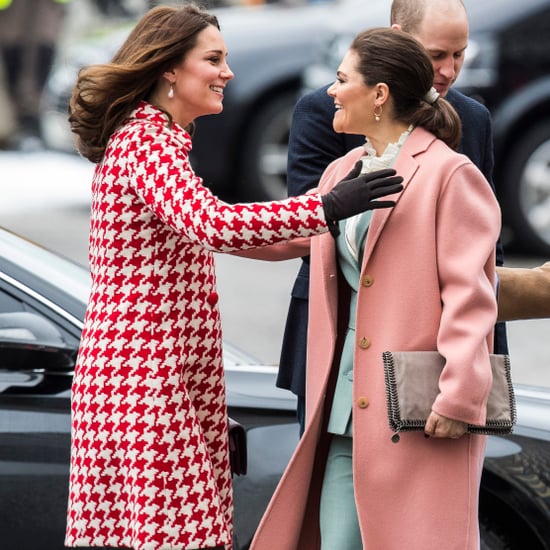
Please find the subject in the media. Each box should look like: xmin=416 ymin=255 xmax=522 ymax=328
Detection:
xmin=207 ymin=292 xmax=219 ymax=306
xmin=358 ymin=336 xmax=370 ymax=349
xmin=357 ymin=396 xmax=369 ymax=408
xmin=361 ymin=274 xmax=374 ymax=287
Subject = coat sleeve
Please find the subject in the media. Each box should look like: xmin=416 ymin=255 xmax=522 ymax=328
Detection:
xmin=119 ymin=120 xmax=329 ymax=253
xmin=232 ymin=237 xmax=311 ymax=261
xmin=450 ymin=90 xmax=503 ymax=267
xmin=231 ymin=148 xmax=365 ymax=261
xmin=432 ymin=160 xmax=501 ymax=426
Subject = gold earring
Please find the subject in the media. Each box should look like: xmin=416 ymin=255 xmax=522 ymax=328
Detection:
xmin=374 ymin=105 xmax=382 ymax=122
xmin=168 ymin=84 xmax=174 ymax=99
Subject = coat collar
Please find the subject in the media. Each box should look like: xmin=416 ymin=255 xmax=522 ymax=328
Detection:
xmin=318 ymin=127 xmax=438 ymax=278
xmin=126 ymin=101 xmax=193 ymax=151
xmin=361 ymin=127 xmax=437 ymax=266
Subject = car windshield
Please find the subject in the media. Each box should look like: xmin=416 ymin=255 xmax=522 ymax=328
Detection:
xmin=0 ymin=227 xmax=91 ymax=304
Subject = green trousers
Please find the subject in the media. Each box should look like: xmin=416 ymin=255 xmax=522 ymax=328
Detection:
xmin=320 ymin=435 xmax=362 ymax=549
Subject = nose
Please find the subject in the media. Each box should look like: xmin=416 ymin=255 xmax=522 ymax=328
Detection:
xmin=436 ymin=56 xmax=457 ymax=81
xmin=327 ymin=81 xmax=337 ymax=96
xmin=222 ymin=63 xmax=234 ymax=81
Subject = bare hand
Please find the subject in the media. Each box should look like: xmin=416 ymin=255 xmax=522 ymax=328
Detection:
xmin=424 ymin=411 xmax=467 ymax=439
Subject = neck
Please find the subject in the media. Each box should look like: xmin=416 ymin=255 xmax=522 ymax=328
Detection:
xmin=148 ymin=92 xmax=193 ymax=129
xmin=366 ymin=122 xmax=411 ymax=156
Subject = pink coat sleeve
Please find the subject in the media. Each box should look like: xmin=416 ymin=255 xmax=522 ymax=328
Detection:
xmin=432 ymin=160 xmax=500 ymax=425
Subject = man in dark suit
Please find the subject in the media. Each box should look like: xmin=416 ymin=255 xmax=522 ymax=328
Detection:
xmin=278 ymin=0 xmax=507 ymax=433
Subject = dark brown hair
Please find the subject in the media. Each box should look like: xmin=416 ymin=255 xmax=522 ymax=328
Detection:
xmin=68 ymin=3 xmax=219 ymax=163
xmin=350 ymin=27 xmax=461 ymax=149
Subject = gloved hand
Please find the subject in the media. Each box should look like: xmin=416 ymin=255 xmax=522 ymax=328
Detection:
xmin=321 ymin=162 xmax=404 ymax=237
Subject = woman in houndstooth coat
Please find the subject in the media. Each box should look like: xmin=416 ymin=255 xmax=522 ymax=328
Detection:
xmin=64 ymin=5 xmax=403 ymax=550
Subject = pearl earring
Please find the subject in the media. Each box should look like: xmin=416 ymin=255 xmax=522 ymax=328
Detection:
xmin=168 ymin=84 xmax=174 ymax=99
xmin=374 ymin=105 xmax=382 ymax=122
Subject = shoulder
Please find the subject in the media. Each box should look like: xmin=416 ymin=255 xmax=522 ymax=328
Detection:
xmin=109 ymin=117 xmax=191 ymax=167
xmin=402 ymin=130 xmax=494 ymax=204
xmin=294 ymin=85 xmax=333 ymax=114
xmin=445 ymin=88 xmax=493 ymax=171
xmin=446 ymin=88 xmax=491 ymax=120
xmin=404 ymin=127 xmax=471 ymax=169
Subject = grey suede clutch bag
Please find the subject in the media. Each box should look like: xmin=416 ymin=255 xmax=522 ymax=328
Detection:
xmin=382 ymin=351 xmax=516 ymax=442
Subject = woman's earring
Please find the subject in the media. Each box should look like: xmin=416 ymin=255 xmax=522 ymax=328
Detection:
xmin=168 ymin=84 xmax=174 ymax=99
xmin=374 ymin=105 xmax=382 ymax=122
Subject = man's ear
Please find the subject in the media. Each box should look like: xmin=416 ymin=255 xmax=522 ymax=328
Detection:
xmin=391 ymin=23 xmax=403 ymax=31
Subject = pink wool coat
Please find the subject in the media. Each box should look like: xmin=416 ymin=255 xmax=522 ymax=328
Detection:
xmin=250 ymin=127 xmax=501 ymax=550
xmin=64 ymin=102 xmax=330 ymax=550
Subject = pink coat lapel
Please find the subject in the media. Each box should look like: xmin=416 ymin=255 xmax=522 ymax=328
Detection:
xmin=362 ymin=128 xmax=435 ymax=269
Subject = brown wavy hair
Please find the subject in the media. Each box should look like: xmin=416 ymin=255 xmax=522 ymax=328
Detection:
xmin=68 ymin=3 xmax=219 ymax=163
xmin=351 ymin=27 xmax=462 ymax=150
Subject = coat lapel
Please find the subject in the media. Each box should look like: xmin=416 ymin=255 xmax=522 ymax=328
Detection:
xmin=361 ymin=128 xmax=434 ymax=268
xmin=316 ymin=233 xmax=339 ymax=339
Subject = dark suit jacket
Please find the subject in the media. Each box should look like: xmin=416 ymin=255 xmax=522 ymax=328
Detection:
xmin=277 ymin=84 xmax=507 ymax=396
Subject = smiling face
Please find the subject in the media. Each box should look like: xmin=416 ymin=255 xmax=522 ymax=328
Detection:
xmin=165 ymin=24 xmax=234 ymax=127
xmin=327 ymin=49 xmax=375 ymax=135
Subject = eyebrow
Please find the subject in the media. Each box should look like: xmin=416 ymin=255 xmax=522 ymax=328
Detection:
xmin=426 ymin=46 xmax=467 ymax=55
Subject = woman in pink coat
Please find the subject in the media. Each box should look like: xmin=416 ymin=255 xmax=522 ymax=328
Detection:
xmin=63 ymin=6 xmax=404 ymax=550
xmin=250 ymin=28 xmax=501 ymax=550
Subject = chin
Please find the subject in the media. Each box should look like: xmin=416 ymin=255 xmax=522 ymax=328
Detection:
xmin=334 ymin=123 xmax=351 ymax=134
xmin=332 ymin=120 xmax=344 ymax=133
xmin=437 ymin=85 xmax=450 ymax=97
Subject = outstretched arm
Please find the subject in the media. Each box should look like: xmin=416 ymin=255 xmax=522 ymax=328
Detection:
xmin=496 ymin=262 xmax=550 ymax=321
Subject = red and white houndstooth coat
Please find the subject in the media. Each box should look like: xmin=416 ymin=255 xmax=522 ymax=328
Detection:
xmin=65 ymin=102 xmax=328 ymax=550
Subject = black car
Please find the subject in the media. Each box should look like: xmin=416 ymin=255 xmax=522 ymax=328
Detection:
xmin=301 ymin=0 xmax=550 ymax=256
xmin=454 ymin=0 xmax=550 ymax=256
xmin=0 ymin=224 xmax=296 ymax=549
xmin=2 ymin=225 xmax=550 ymax=549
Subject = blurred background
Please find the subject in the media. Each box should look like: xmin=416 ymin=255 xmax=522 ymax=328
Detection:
xmin=1 ymin=0 xmax=550 ymax=388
